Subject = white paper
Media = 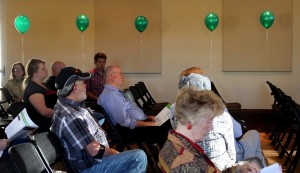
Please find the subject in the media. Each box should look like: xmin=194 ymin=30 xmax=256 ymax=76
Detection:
xmin=155 ymin=104 xmax=171 ymax=126
xmin=0 ymin=150 xmax=3 ymax=157
xmin=260 ymin=163 xmax=282 ymax=173
xmin=5 ymin=108 xmax=38 ymax=141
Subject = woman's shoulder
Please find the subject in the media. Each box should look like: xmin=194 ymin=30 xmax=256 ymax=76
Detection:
xmin=24 ymin=80 xmax=47 ymax=95
xmin=5 ymin=79 xmax=15 ymax=85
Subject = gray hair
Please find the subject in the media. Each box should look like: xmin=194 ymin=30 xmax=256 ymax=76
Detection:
xmin=178 ymin=73 xmax=211 ymax=90
xmin=57 ymin=83 xmax=74 ymax=97
xmin=175 ymin=87 xmax=224 ymax=125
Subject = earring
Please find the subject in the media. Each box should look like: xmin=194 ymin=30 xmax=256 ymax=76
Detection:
xmin=187 ymin=124 xmax=192 ymax=130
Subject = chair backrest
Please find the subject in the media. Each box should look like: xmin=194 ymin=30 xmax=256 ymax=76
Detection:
xmin=0 ymin=87 xmax=13 ymax=104
xmin=9 ymin=142 xmax=51 ymax=173
xmin=0 ymin=157 xmax=19 ymax=173
xmin=210 ymin=81 xmax=226 ymax=103
xmin=32 ymin=131 xmax=78 ymax=173
xmin=128 ymin=86 xmax=146 ymax=110
xmin=137 ymin=81 xmax=157 ymax=104
xmin=123 ymin=89 xmax=137 ymax=106
xmin=7 ymin=102 xmax=26 ymax=118
xmin=0 ymin=87 xmax=13 ymax=118
xmin=135 ymin=83 xmax=154 ymax=107
xmin=97 ymin=104 xmax=132 ymax=151
xmin=32 ymin=132 xmax=62 ymax=165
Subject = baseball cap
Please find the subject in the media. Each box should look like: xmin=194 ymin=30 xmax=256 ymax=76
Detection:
xmin=55 ymin=67 xmax=92 ymax=95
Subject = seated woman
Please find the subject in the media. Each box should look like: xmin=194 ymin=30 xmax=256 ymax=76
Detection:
xmin=23 ymin=59 xmax=57 ymax=132
xmin=171 ymin=67 xmax=266 ymax=169
xmin=4 ymin=62 xmax=25 ymax=102
xmin=159 ymin=87 xmax=260 ymax=173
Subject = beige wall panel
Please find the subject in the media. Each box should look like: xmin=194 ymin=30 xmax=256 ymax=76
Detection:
xmin=3 ymin=0 xmax=95 ymax=79
xmin=223 ymin=0 xmax=292 ymax=71
xmin=95 ymin=0 xmax=162 ymax=73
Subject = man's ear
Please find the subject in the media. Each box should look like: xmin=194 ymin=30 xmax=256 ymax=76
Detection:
xmin=73 ymin=83 xmax=78 ymax=93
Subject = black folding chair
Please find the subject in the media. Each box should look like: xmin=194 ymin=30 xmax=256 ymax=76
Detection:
xmin=9 ymin=142 xmax=51 ymax=173
xmin=97 ymin=104 xmax=133 ymax=151
xmin=0 ymin=157 xmax=19 ymax=173
xmin=32 ymin=131 xmax=78 ymax=173
xmin=210 ymin=81 xmax=243 ymax=119
xmin=0 ymin=87 xmax=13 ymax=118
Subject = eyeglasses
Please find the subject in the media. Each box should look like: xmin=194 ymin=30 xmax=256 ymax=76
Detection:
xmin=13 ymin=68 xmax=23 ymax=72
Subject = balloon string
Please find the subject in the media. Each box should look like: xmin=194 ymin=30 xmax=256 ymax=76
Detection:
xmin=81 ymin=32 xmax=85 ymax=71
xmin=210 ymin=31 xmax=213 ymax=80
xmin=140 ymin=33 xmax=143 ymax=59
xmin=266 ymin=29 xmax=269 ymax=71
xmin=21 ymin=34 xmax=24 ymax=65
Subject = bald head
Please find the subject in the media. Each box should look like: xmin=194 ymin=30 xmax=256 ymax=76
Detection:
xmin=51 ymin=61 xmax=66 ymax=77
xmin=105 ymin=66 xmax=124 ymax=88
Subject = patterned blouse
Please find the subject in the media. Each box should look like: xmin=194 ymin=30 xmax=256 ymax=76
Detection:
xmin=159 ymin=130 xmax=236 ymax=173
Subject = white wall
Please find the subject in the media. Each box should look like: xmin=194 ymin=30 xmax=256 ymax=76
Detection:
xmin=2 ymin=0 xmax=300 ymax=109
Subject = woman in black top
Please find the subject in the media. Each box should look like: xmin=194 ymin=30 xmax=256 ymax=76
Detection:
xmin=23 ymin=59 xmax=57 ymax=132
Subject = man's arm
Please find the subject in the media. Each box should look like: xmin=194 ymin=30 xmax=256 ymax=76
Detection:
xmin=100 ymin=91 xmax=147 ymax=129
xmin=136 ymin=120 xmax=156 ymax=127
xmin=85 ymin=140 xmax=119 ymax=158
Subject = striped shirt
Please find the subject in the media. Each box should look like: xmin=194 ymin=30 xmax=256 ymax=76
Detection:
xmin=85 ymin=68 xmax=105 ymax=97
xmin=51 ymin=97 xmax=108 ymax=172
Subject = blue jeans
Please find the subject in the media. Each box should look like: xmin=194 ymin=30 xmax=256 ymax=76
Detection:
xmin=236 ymin=130 xmax=266 ymax=167
xmin=80 ymin=149 xmax=147 ymax=173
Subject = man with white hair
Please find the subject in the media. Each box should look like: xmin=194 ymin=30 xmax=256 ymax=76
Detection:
xmin=51 ymin=67 xmax=147 ymax=173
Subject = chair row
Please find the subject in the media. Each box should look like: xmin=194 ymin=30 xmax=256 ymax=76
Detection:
xmin=124 ymin=81 xmax=169 ymax=115
xmin=265 ymin=81 xmax=300 ymax=173
xmin=0 ymin=132 xmax=76 ymax=173
xmin=0 ymin=87 xmax=25 ymax=128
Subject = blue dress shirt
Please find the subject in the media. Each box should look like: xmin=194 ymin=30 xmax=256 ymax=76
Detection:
xmin=98 ymin=84 xmax=147 ymax=129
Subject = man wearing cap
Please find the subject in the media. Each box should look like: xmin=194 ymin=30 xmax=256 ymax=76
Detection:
xmin=51 ymin=67 xmax=147 ymax=173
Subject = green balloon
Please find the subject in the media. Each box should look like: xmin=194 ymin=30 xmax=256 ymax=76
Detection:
xmin=205 ymin=13 xmax=219 ymax=32
xmin=260 ymin=11 xmax=274 ymax=29
xmin=76 ymin=15 xmax=89 ymax=32
xmin=135 ymin=16 xmax=148 ymax=33
xmin=14 ymin=15 xmax=30 ymax=34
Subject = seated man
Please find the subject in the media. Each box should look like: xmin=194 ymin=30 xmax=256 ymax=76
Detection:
xmin=170 ymin=69 xmax=266 ymax=170
xmin=98 ymin=66 xmax=172 ymax=147
xmin=51 ymin=67 xmax=147 ymax=173
xmin=45 ymin=61 xmax=66 ymax=91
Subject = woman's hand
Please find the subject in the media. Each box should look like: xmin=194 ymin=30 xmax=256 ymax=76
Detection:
xmin=236 ymin=161 xmax=260 ymax=173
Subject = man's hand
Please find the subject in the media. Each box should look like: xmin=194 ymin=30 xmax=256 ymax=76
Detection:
xmin=236 ymin=161 xmax=260 ymax=173
xmin=0 ymin=139 xmax=9 ymax=150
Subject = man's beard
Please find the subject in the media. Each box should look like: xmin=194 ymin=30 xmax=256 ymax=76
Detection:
xmin=78 ymin=92 xmax=87 ymax=102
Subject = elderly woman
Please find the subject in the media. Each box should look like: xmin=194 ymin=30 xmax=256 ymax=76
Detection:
xmin=23 ymin=59 xmax=57 ymax=132
xmin=4 ymin=62 xmax=25 ymax=102
xmin=159 ymin=87 xmax=260 ymax=173
xmin=171 ymin=67 xmax=266 ymax=169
